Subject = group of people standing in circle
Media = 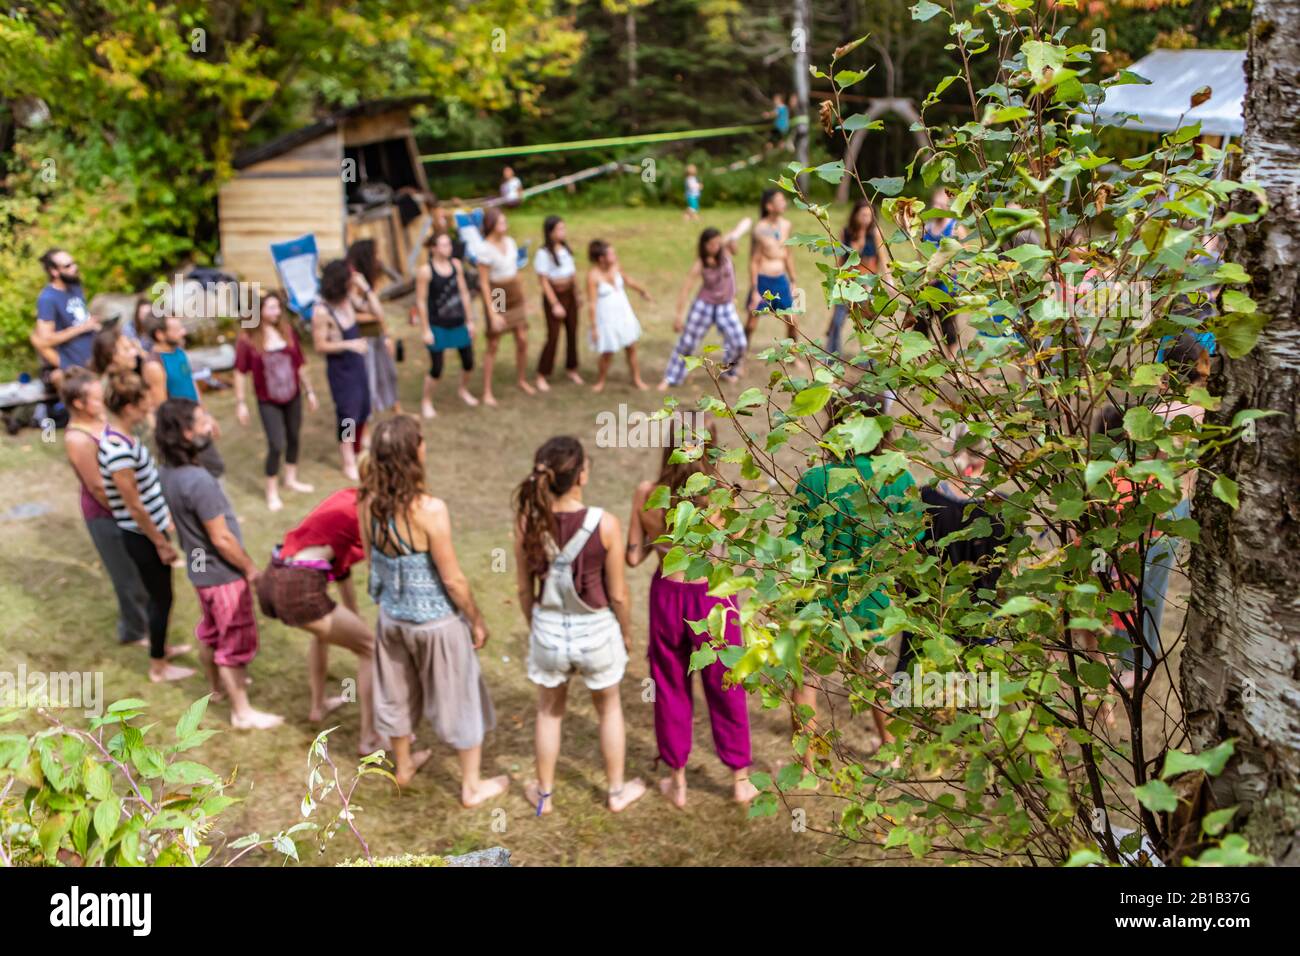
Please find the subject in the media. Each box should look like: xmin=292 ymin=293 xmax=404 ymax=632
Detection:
xmin=220 ymin=190 xmax=813 ymax=510
xmin=62 ymin=349 xmax=761 ymax=809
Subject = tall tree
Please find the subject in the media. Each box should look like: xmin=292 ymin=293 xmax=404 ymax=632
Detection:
xmin=1184 ymin=0 xmax=1300 ymax=864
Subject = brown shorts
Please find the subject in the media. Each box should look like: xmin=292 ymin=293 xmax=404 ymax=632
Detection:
xmin=255 ymin=562 xmax=336 ymax=628
xmin=487 ymin=276 xmax=527 ymax=337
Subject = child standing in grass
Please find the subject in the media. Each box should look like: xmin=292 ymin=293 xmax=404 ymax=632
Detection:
xmin=513 ymin=436 xmax=645 ymax=816
xmin=586 ymin=240 xmax=651 ymax=392
xmin=683 ymin=165 xmax=702 ymax=220
xmin=156 ymin=398 xmax=283 ymax=730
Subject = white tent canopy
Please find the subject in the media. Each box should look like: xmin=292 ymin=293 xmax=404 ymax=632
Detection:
xmin=1096 ymin=49 xmax=1245 ymax=137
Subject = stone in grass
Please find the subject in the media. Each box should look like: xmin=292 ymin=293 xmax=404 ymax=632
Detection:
xmin=337 ymin=847 xmax=511 ymax=868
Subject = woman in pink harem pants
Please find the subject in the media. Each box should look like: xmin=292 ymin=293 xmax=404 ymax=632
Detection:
xmin=626 ymin=419 xmax=755 ymax=808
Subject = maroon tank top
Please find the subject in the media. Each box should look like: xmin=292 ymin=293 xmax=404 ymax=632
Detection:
xmin=551 ymin=509 xmax=609 ymax=609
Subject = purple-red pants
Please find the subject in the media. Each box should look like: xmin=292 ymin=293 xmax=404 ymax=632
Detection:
xmin=648 ymin=571 xmax=752 ymax=770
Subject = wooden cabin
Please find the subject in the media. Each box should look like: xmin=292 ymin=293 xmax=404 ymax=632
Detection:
xmin=218 ymin=99 xmax=432 ymax=296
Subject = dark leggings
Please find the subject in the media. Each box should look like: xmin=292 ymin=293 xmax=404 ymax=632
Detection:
xmin=257 ymin=394 xmax=303 ymax=477
xmin=121 ymin=530 xmax=174 ymax=661
xmin=428 ymin=345 xmax=474 ymax=380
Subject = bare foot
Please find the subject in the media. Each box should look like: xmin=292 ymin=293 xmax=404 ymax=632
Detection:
xmin=632 ymin=378 xmax=649 ymax=390
xmin=343 ymin=464 xmax=360 ymax=482
xmin=163 ymin=644 xmax=192 ymax=660
xmin=462 ymin=774 xmax=510 ymax=808
xmin=285 ymin=478 xmax=314 ymax=493
xmin=267 ymin=493 xmax=284 ymax=513
xmin=149 ymin=663 xmax=196 ymax=683
xmin=566 ymin=371 xmax=585 ymax=386
xmin=459 ymin=387 xmax=479 ymax=407
xmin=733 ymin=776 xmax=759 ymax=804
xmin=517 ymin=380 xmax=537 ymax=396
xmin=395 ymin=749 xmax=433 ymax=787
xmin=483 ymin=393 xmax=498 ymax=408
xmin=231 ymin=709 xmax=284 ymax=731
xmin=421 ymin=400 xmax=436 ymax=419
xmin=657 ymin=380 xmax=671 ymax=392
xmin=122 ymin=637 xmax=148 ymax=649
xmin=591 ymin=381 xmax=606 ymax=394
xmin=535 ymin=376 xmax=551 ymax=393
xmin=608 ymin=778 xmax=647 ymax=813
xmin=359 ymin=734 xmax=388 ymax=757
xmin=308 ymin=695 xmax=347 ymax=723
xmin=524 ymin=779 xmax=553 ymax=816
xmin=658 ymin=776 xmax=687 ymax=809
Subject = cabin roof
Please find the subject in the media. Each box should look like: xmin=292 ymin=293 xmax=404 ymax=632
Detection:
xmin=233 ymin=96 xmax=428 ymax=170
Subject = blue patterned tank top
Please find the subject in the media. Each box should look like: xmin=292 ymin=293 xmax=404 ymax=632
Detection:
xmin=367 ymin=517 xmax=456 ymax=623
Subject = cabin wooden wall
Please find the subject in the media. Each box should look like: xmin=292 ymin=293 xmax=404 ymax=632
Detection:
xmin=218 ymin=133 xmax=345 ymax=289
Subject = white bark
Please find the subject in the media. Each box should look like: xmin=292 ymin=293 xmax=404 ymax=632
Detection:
xmin=1184 ymin=0 xmax=1300 ymax=864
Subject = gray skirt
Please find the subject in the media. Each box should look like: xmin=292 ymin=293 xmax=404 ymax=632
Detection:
xmin=365 ymin=335 xmax=400 ymax=414
xmin=372 ymin=610 xmax=496 ymax=749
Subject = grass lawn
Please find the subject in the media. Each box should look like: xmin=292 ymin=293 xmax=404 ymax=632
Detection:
xmin=0 ymin=204 xmax=869 ymax=867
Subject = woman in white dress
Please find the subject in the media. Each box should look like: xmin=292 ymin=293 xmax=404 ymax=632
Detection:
xmin=586 ymin=240 xmax=651 ymax=393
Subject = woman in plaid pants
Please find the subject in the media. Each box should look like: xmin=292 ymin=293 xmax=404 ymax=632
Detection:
xmin=659 ymin=217 xmax=752 ymax=390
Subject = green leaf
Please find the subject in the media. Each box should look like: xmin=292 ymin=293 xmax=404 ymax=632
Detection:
xmin=910 ymin=0 xmax=942 ymax=22
xmin=644 ymin=485 xmax=670 ymax=511
xmin=1161 ymin=740 xmax=1235 ymax=779
xmin=1221 ymin=290 xmax=1256 ymax=314
xmin=789 ymin=384 xmax=832 ymax=417
xmin=1211 ymin=475 xmax=1239 ymax=509
xmin=175 ymin=695 xmax=210 ymax=742
xmin=84 ymin=761 xmax=113 ymax=801
xmin=836 ymin=415 xmax=884 ymax=454
xmin=1077 ymin=660 xmax=1111 ymax=690
xmin=1122 ymin=406 xmax=1159 ymax=441
xmin=162 ymin=760 xmax=218 ymax=786
xmin=1084 ymin=460 xmax=1114 ymax=490
xmin=1134 ymin=779 xmax=1179 ymax=814
xmin=1216 ymin=312 xmax=1267 ymax=359
xmin=660 ymin=546 xmax=690 ymax=576
xmin=867 ymin=176 xmax=905 ymax=196
xmin=1201 ymin=806 xmax=1238 ymax=837
xmin=993 ymin=595 xmax=1051 ymax=618
xmin=93 ymin=794 xmax=121 ymax=843
xmin=813 ymin=161 xmax=846 ymax=184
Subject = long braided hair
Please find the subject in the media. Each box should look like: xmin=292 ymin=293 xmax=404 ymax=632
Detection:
xmin=514 ymin=436 xmax=586 ymax=582
xmin=358 ymin=415 xmax=426 ymax=553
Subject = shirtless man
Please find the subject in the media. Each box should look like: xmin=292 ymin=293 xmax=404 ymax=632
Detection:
xmin=746 ymin=188 xmax=798 ymax=350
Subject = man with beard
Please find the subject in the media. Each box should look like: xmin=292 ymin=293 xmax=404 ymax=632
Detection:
xmin=34 ymin=248 xmax=99 ymax=389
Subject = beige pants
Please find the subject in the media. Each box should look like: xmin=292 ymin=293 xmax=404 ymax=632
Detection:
xmin=372 ymin=611 xmax=496 ymax=750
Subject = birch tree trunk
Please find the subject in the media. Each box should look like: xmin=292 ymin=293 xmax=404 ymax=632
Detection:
xmin=1183 ymin=0 xmax=1300 ymax=865
xmin=792 ymin=0 xmax=811 ymax=189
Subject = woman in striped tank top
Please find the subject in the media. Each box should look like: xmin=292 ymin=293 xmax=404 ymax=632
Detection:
xmin=97 ymin=371 xmax=194 ymax=682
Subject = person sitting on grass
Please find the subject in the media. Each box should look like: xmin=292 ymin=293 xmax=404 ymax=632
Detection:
xmin=156 ymin=398 xmax=283 ymax=730
xmin=358 ymin=416 xmax=507 ymax=800
xmin=513 ymin=436 xmax=645 ymax=816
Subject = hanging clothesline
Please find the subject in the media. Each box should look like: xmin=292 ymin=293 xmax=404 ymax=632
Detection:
xmin=419 ymin=124 xmax=766 ymax=164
